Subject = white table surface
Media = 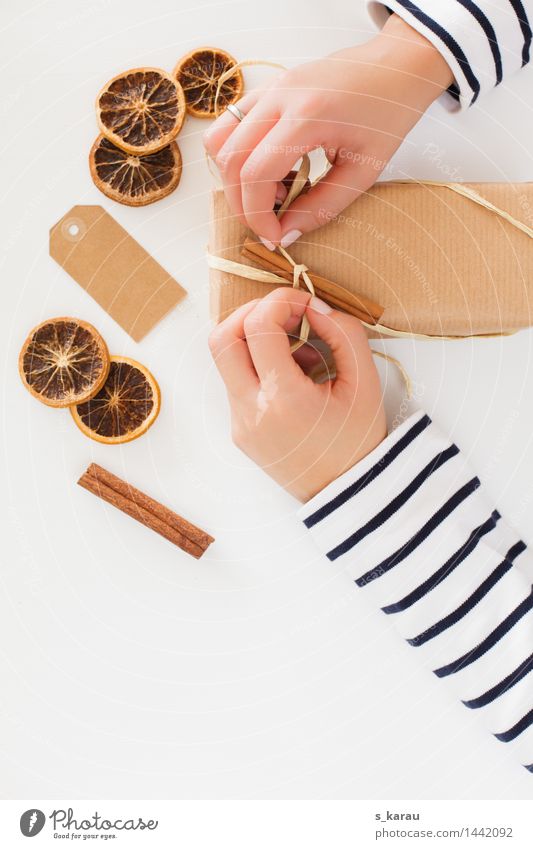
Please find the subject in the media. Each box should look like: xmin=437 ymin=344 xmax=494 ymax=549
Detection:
xmin=2 ymin=0 xmax=533 ymax=800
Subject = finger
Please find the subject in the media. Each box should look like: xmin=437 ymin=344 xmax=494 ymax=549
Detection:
xmin=214 ymin=100 xmax=281 ymax=223
xmin=275 ymin=181 xmax=288 ymax=205
xmin=292 ymin=342 xmax=322 ymax=372
xmin=208 ymin=299 xmax=261 ymax=396
xmin=243 ymin=287 xmax=312 ymax=385
xmin=279 ymin=160 xmax=379 ymax=243
xmin=202 ymin=91 xmax=262 ymax=158
xmin=240 ymin=122 xmax=317 ymax=245
xmin=305 ymin=296 xmax=376 ymax=387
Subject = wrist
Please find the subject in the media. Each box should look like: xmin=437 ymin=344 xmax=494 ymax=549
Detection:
xmin=295 ymin=425 xmax=388 ymax=504
xmin=376 ymin=13 xmax=454 ymax=103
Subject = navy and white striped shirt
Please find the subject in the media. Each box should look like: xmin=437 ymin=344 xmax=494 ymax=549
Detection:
xmin=299 ymin=412 xmax=533 ymax=772
xmin=298 ymin=1 xmax=533 ymax=773
xmin=367 ymin=0 xmax=532 ymax=106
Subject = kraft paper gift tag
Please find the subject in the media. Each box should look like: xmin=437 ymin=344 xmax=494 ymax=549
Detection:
xmin=50 ymin=205 xmax=186 ymax=342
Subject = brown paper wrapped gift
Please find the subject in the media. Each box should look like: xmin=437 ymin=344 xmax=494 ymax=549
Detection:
xmin=209 ymin=181 xmax=533 ymax=339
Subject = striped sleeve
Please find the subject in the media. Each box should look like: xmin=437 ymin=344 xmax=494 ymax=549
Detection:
xmin=298 ymin=410 xmax=533 ymax=772
xmin=367 ymin=0 xmax=532 ymax=107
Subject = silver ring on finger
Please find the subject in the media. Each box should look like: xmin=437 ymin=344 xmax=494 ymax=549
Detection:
xmin=226 ymin=103 xmax=245 ymax=122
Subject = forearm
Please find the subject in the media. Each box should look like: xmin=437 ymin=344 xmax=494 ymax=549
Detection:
xmin=372 ymin=12 xmax=454 ymax=96
xmin=299 ymin=411 xmax=533 ymax=772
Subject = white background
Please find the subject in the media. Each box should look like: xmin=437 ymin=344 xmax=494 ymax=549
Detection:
xmin=1 ymin=0 xmax=532 ymax=800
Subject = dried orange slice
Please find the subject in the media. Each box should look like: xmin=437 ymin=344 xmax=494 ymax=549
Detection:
xmin=173 ymin=47 xmax=243 ymax=118
xmin=71 ymin=356 xmax=160 ymax=444
xmin=19 ymin=317 xmax=110 ymax=408
xmin=89 ymin=135 xmax=182 ymax=206
xmin=96 ymin=67 xmax=186 ymax=155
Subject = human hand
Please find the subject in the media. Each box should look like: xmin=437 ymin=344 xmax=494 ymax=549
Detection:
xmin=208 ymin=287 xmax=387 ymax=502
xmin=203 ymin=13 xmax=453 ymax=249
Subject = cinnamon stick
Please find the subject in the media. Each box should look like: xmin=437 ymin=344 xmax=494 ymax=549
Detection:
xmin=78 ymin=465 xmax=214 ymax=558
xmin=242 ymin=238 xmax=384 ymax=325
xmin=87 ymin=463 xmax=213 ymax=549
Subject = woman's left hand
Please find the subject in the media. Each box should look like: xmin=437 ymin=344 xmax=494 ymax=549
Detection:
xmin=208 ymin=287 xmax=386 ymax=502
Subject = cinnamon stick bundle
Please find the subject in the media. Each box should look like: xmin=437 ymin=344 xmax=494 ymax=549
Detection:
xmin=241 ymin=238 xmax=384 ymax=325
xmin=78 ymin=463 xmax=214 ymax=559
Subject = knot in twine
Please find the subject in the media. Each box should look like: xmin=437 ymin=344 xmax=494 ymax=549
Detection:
xmin=278 ymin=247 xmax=315 ymax=353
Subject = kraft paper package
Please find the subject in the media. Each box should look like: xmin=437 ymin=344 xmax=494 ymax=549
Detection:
xmin=209 ymin=182 xmax=533 ymax=339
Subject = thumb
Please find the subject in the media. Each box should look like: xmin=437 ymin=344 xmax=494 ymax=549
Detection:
xmin=305 ymin=296 xmax=375 ymax=386
xmin=279 ymin=161 xmax=377 ymax=245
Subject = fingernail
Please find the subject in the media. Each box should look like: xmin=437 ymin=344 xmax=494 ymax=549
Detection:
xmin=309 ymin=296 xmax=333 ymax=315
xmin=275 ymin=184 xmax=288 ymax=203
xmin=280 ymin=229 xmax=302 ymax=249
xmin=259 ymin=236 xmax=276 ymax=251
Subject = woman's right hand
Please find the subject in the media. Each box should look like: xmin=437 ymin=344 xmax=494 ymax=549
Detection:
xmin=204 ymin=13 xmax=453 ymax=249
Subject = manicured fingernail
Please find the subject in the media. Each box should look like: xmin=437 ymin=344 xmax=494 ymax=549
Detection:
xmin=259 ymin=236 xmax=276 ymax=251
xmin=280 ymin=229 xmax=302 ymax=249
xmin=309 ymin=296 xmax=333 ymax=315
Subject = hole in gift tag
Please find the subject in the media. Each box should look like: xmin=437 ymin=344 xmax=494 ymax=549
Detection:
xmin=61 ymin=217 xmax=86 ymax=242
